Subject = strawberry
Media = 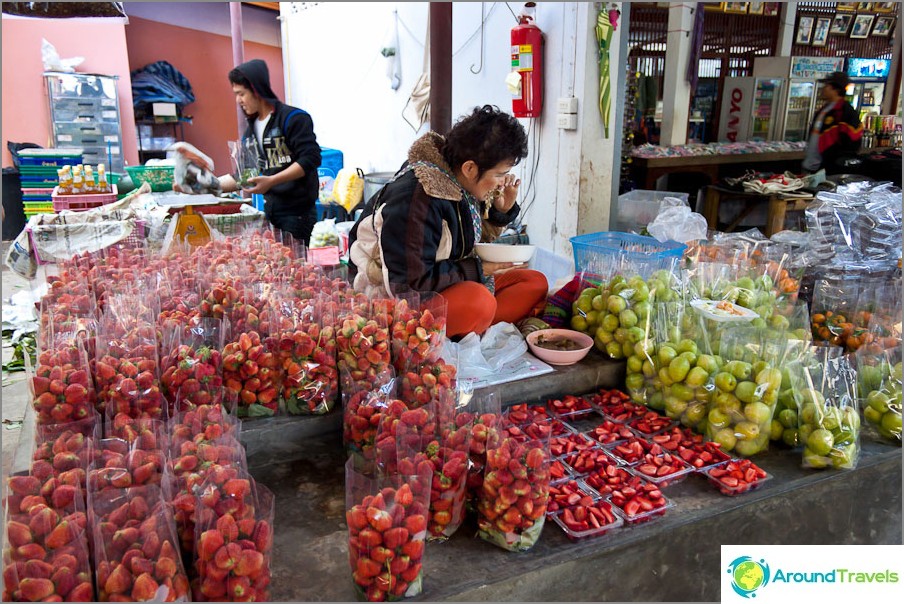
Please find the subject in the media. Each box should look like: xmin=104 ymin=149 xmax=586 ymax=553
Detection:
xmin=6 ymin=520 xmax=33 ymax=548
xmin=131 ymin=572 xmax=158 ymax=601
xmin=233 ymin=549 xmax=264 ymax=577
xmin=17 ymin=578 xmax=55 ymax=601
xmin=197 ymin=530 xmax=224 ymax=562
xmin=104 ymin=564 xmax=132 ymax=595
xmin=65 ymin=582 xmax=94 ymax=601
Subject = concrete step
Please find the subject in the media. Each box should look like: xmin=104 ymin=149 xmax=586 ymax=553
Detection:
xmin=239 ymin=350 xmax=625 ymax=466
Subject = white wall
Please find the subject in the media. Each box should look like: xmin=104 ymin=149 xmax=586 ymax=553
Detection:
xmin=281 ymin=2 xmax=624 ymax=255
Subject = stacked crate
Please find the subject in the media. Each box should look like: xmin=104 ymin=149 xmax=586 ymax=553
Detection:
xmin=17 ymin=149 xmax=83 ymax=218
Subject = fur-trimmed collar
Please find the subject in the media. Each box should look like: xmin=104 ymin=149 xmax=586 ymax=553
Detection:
xmin=407 ymin=132 xmax=463 ymax=202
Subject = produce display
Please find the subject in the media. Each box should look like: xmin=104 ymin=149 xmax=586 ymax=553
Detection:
xmin=6 ymin=176 xmax=901 ymax=601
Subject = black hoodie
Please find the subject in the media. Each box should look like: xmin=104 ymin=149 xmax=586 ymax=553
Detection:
xmin=233 ymin=59 xmax=322 ymax=218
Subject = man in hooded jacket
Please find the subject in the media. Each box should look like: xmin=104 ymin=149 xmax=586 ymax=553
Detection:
xmin=219 ymin=59 xmax=322 ymax=245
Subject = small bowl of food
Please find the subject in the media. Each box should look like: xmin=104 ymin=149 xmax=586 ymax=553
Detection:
xmin=526 ymin=329 xmax=593 ymax=366
xmin=474 ymin=243 xmax=536 ymax=265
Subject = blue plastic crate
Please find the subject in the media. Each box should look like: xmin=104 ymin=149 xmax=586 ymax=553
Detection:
xmin=320 ymin=147 xmax=344 ymax=178
xmin=570 ymin=232 xmax=685 ymax=277
xmin=18 ymin=156 xmax=83 ymax=168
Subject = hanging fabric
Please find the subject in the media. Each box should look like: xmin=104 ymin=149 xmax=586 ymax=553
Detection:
xmin=686 ymin=3 xmax=705 ymax=91
xmin=402 ymin=14 xmax=430 ymax=132
xmin=595 ymin=7 xmax=615 ymax=137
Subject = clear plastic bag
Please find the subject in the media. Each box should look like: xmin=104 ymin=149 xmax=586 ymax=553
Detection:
xmin=647 ymin=204 xmax=708 ymax=245
xmin=193 ymin=471 xmax=274 ymax=601
xmin=159 ymin=317 xmax=225 ymax=414
xmin=228 ymin=139 xmax=264 ymax=189
xmin=344 ymin=457 xmax=430 ymax=601
xmin=789 ymin=348 xmax=860 ymax=469
xmin=89 ymin=484 xmax=191 ymax=602
xmin=390 ymin=292 xmax=448 ymax=374
xmin=854 ymin=346 xmax=902 ymax=444
xmin=476 ymin=416 xmax=551 ymax=552
xmin=2 ymin=475 xmax=94 ymax=602
xmin=277 ymin=296 xmax=339 ymax=416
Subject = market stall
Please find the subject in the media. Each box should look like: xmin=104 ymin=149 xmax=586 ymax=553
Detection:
xmin=2 ymin=177 xmax=902 ymax=602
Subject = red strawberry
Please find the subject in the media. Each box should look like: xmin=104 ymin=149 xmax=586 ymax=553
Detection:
xmin=233 ymin=549 xmax=265 ymax=577
xmin=8 ymin=475 xmax=41 ymax=496
xmin=6 ymin=520 xmax=33 ymax=548
xmin=51 ymin=485 xmax=78 ymax=510
xmin=23 ymin=559 xmax=53 ymax=580
xmin=104 ymin=564 xmax=132 ymax=595
xmin=197 ymin=530 xmax=224 ymax=561
xmin=17 ymin=578 xmax=55 ymax=601
xmin=403 ymin=514 xmax=427 ymax=535
xmin=44 ymin=520 xmax=73 ymax=550
xmin=131 ymin=573 xmax=158 ymax=601
xmin=65 ymin=582 xmax=94 ymax=601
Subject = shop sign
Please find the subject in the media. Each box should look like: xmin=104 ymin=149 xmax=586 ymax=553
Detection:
xmin=790 ymin=56 xmax=844 ymax=79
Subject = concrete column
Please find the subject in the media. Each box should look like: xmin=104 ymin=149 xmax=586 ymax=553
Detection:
xmin=777 ymin=2 xmax=797 ymax=57
xmin=429 ymin=2 xmax=453 ymax=135
xmin=576 ymin=3 xmax=626 ymax=237
xmin=659 ymin=3 xmax=693 ymax=146
xmin=229 ymin=2 xmax=245 ymax=138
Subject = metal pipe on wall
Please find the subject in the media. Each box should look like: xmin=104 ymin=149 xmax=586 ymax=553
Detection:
xmin=230 ymin=2 xmax=246 ymax=138
xmin=429 ymin=2 xmax=453 ymax=136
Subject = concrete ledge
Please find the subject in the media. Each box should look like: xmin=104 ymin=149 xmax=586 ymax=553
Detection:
xmin=253 ymin=432 xmax=902 ymax=602
xmin=239 ymin=351 xmax=625 ymax=465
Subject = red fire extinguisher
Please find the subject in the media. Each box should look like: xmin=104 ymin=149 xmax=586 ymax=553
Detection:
xmin=511 ymin=2 xmax=544 ymax=118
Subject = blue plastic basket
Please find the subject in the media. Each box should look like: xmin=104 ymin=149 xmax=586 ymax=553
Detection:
xmin=570 ymin=232 xmax=686 ymax=276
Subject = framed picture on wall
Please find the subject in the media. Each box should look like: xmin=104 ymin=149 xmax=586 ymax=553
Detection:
xmin=796 ymin=16 xmax=815 ymax=44
xmin=874 ymin=3 xmax=897 ymax=13
xmin=851 ymin=14 xmax=875 ymax=38
xmin=857 ymin=3 xmax=873 ymax=11
xmin=722 ymin=2 xmax=749 ymax=14
xmin=831 ymin=13 xmax=854 ymax=35
xmin=812 ymin=17 xmax=832 ymax=46
xmin=763 ymin=3 xmax=780 ymax=16
xmin=748 ymin=2 xmax=765 ymax=15
xmin=872 ymin=15 xmax=895 ymax=36
xmin=836 ymin=2 xmax=859 ymax=11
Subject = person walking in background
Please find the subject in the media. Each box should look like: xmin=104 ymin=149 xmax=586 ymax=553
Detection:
xmin=347 ymin=105 xmax=549 ymax=338
xmin=802 ymin=71 xmax=863 ymax=176
xmin=218 ymin=59 xmax=322 ymax=245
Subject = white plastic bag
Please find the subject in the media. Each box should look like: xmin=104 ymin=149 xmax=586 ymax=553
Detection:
xmin=41 ymin=38 xmax=84 ymax=72
xmin=310 ymin=218 xmax=339 ymax=248
xmin=453 ymin=333 xmax=495 ymax=379
xmin=480 ymin=322 xmax=528 ymax=371
xmin=170 ymin=142 xmax=221 ymax=195
xmin=647 ymin=205 xmax=708 ymax=244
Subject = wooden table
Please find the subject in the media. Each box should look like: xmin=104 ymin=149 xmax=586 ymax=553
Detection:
xmin=630 ymin=150 xmax=806 ymax=189
xmin=702 ymin=184 xmax=814 ymax=237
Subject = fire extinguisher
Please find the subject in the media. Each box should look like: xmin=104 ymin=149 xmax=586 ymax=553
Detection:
xmin=510 ymin=2 xmax=544 ymax=118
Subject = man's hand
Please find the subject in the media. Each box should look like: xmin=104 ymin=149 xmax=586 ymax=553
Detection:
xmin=492 ymin=173 xmax=521 ymax=213
xmin=243 ymin=174 xmax=276 ymax=194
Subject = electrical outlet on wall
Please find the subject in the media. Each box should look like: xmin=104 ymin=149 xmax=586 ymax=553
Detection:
xmin=556 ymin=97 xmax=578 ymax=113
xmin=556 ymin=113 xmax=577 ymax=130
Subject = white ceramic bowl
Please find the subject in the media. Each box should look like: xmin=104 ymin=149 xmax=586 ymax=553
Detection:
xmin=474 ymin=243 xmax=536 ymax=264
xmin=526 ymin=329 xmax=593 ymax=366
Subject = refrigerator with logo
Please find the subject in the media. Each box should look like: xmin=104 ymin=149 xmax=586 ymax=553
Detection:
xmin=846 ymin=57 xmax=891 ymax=119
xmin=717 ymin=77 xmax=784 ymax=142
xmin=753 ymin=56 xmax=846 ymax=142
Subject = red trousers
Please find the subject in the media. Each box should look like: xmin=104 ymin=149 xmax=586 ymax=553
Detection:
xmin=439 ymin=269 xmax=549 ymax=337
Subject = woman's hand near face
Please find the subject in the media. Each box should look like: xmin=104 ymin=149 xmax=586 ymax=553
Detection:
xmin=493 ymin=173 xmax=520 ymax=213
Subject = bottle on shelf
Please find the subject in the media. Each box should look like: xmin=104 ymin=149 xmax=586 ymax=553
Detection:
xmin=71 ymin=165 xmax=84 ymax=195
xmin=57 ymin=168 xmax=71 ymax=195
xmin=97 ymin=163 xmax=110 ymax=193
xmin=84 ymin=165 xmax=96 ymax=193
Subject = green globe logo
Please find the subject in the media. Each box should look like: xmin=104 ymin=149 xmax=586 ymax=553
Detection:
xmin=727 ymin=556 xmax=770 ymax=598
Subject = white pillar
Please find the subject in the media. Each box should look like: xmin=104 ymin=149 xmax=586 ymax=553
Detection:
xmin=777 ymin=2 xmax=797 ymax=57
xmin=659 ymin=3 xmax=693 ymax=146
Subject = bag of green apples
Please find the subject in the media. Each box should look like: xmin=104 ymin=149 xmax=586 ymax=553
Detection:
xmin=763 ymin=302 xmax=815 ymax=447
xmin=788 ymin=346 xmax=860 ymax=469
xmin=706 ymin=327 xmax=787 ymax=457
xmin=652 ymin=300 xmax=721 ymax=433
xmin=854 ymin=346 xmax=902 ymax=444
xmin=585 ymin=256 xmax=681 ymax=361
